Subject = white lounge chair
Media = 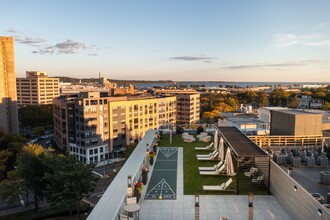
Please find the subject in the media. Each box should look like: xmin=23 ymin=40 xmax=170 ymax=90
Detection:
xmin=199 ymin=136 xmax=211 ymax=142
xmin=198 ymin=160 xmax=224 ymax=171
xmin=251 ymin=175 xmax=264 ymax=184
xmin=196 ymin=149 xmax=217 ymax=158
xmin=203 ymin=178 xmax=234 ymax=191
xmin=195 ymin=142 xmax=214 ymax=151
xmin=199 ymin=164 xmax=226 ymax=175
xmin=197 ymin=151 xmax=219 ymax=161
xmin=197 ymin=132 xmax=208 ymax=138
xmin=183 ymin=137 xmax=196 ymax=143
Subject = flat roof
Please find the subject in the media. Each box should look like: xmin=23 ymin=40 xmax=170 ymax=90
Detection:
xmin=218 ymin=126 xmax=268 ymax=157
xmin=272 ymin=109 xmax=323 ymax=116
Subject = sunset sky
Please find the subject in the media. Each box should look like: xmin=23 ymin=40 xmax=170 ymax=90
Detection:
xmin=1 ymin=0 xmax=330 ymax=82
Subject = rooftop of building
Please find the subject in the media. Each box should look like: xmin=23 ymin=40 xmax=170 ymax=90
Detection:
xmin=88 ymin=129 xmax=292 ymax=220
xmin=221 ymin=113 xmax=263 ymax=125
xmin=260 ymin=107 xmax=288 ymax=111
xmin=273 ymin=109 xmax=323 ymax=116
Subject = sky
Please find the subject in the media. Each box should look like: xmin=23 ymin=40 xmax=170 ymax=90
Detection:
xmin=1 ymin=0 xmax=330 ymax=82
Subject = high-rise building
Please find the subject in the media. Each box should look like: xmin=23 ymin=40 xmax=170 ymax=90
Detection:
xmin=0 ymin=36 xmax=19 ymax=133
xmin=16 ymin=71 xmax=60 ymax=105
xmin=53 ymin=92 xmax=176 ymax=163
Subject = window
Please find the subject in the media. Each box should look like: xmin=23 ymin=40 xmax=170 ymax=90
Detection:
xmin=89 ymin=149 xmax=93 ymax=155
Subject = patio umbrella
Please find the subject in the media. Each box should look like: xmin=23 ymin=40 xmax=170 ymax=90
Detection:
xmin=321 ymin=138 xmax=325 ymax=152
xmin=214 ymin=129 xmax=218 ymax=150
xmin=225 ymin=147 xmax=235 ymax=176
xmin=218 ymin=137 xmax=225 ymax=161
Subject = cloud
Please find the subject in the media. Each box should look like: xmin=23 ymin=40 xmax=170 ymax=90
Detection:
xmin=7 ymin=29 xmax=19 ymax=33
xmin=223 ymin=60 xmax=326 ymax=70
xmin=33 ymin=40 xmax=93 ymax=55
xmin=272 ymin=33 xmax=330 ymax=48
xmin=169 ymin=56 xmax=215 ymax=61
xmin=304 ymin=40 xmax=330 ymax=47
xmin=272 ymin=33 xmax=319 ymax=47
xmin=15 ymin=37 xmax=47 ymax=45
xmin=5 ymin=29 xmax=95 ymax=55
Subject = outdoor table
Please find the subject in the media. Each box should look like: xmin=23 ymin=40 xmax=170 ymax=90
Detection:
xmin=124 ymin=204 xmax=141 ymax=219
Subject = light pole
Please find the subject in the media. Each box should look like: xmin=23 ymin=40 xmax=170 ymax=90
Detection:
xmin=248 ymin=192 xmax=254 ymax=220
xmin=195 ymin=193 xmax=199 ymax=220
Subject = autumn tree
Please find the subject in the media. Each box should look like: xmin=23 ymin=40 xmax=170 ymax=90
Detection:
xmin=270 ymin=88 xmax=290 ymax=106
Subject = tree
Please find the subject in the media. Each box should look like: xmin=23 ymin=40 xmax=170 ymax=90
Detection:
xmin=288 ymin=97 xmax=301 ymax=108
xmin=44 ymin=155 xmax=96 ymax=219
xmin=322 ymin=102 xmax=330 ymax=110
xmin=0 ymin=132 xmax=26 ymax=179
xmin=0 ymin=150 xmax=12 ymax=180
xmin=16 ymin=144 xmax=48 ymax=209
xmin=0 ymin=170 xmax=24 ymax=206
xmin=34 ymin=126 xmax=45 ymax=137
xmin=122 ymin=143 xmax=137 ymax=159
xmin=225 ymin=97 xmax=239 ymax=109
xmin=202 ymin=110 xmax=219 ymax=123
xmin=18 ymin=105 xmax=53 ymax=128
xmin=270 ymin=88 xmax=289 ymax=106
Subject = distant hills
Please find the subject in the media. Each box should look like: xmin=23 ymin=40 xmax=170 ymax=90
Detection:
xmin=56 ymin=76 xmax=174 ymax=84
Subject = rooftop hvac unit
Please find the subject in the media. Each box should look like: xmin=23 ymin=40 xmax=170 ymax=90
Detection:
xmin=286 ymin=152 xmax=292 ymax=162
xmin=274 ymin=154 xmax=286 ymax=164
xmin=292 ymin=148 xmax=298 ymax=156
xmin=291 ymin=156 xmax=301 ymax=167
xmin=320 ymin=171 xmax=330 ymax=184
xmin=307 ymin=150 xmax=313 ymax=157
xmin=306 ymin=156 xmax=315 ymax=167
xmin=298 ymin=150 xmax=306 ymax=162
xmin=317 ymin=156 xmax=328 ymax=167
xmin=327 ymin=192 xmax=330 ymax=204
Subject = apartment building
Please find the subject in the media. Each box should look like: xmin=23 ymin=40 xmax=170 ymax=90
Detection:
xmin=53 ymin=92 xmax=176 ymax=163
xmin=16 ymin=71 xmax=59 ymax=105
xmin=0 ymin=36 xmax=19 ymax=133
xmin=154 ymin=89 xmax=200 ymax=125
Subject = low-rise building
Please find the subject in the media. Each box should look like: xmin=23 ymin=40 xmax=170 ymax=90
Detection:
xmin=298 ymin=95 xmax=323 ymax=109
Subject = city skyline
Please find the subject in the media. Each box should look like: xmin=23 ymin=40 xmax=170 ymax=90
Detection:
xmin=1 ymin=0 xmax=330 ymax=82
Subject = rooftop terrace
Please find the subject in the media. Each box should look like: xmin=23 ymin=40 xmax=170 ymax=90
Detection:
xmin=88 ymin=126 xmax=330 ymax=220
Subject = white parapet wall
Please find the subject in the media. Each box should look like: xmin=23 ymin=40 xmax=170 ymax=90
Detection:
xmin=87 ymin=129 xmax=156 ymax=220
xmin=270 ymin=160 xmax=330 ymax=219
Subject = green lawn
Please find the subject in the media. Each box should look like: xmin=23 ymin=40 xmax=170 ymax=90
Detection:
xmin=158 ymin=133 xmax=236 ymax=195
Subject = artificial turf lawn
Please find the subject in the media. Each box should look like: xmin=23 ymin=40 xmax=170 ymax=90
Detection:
xmin=158 ymin=133 xmax=236 ymax=195
xmin=158 ymin=133 xmax=269 ymax=196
